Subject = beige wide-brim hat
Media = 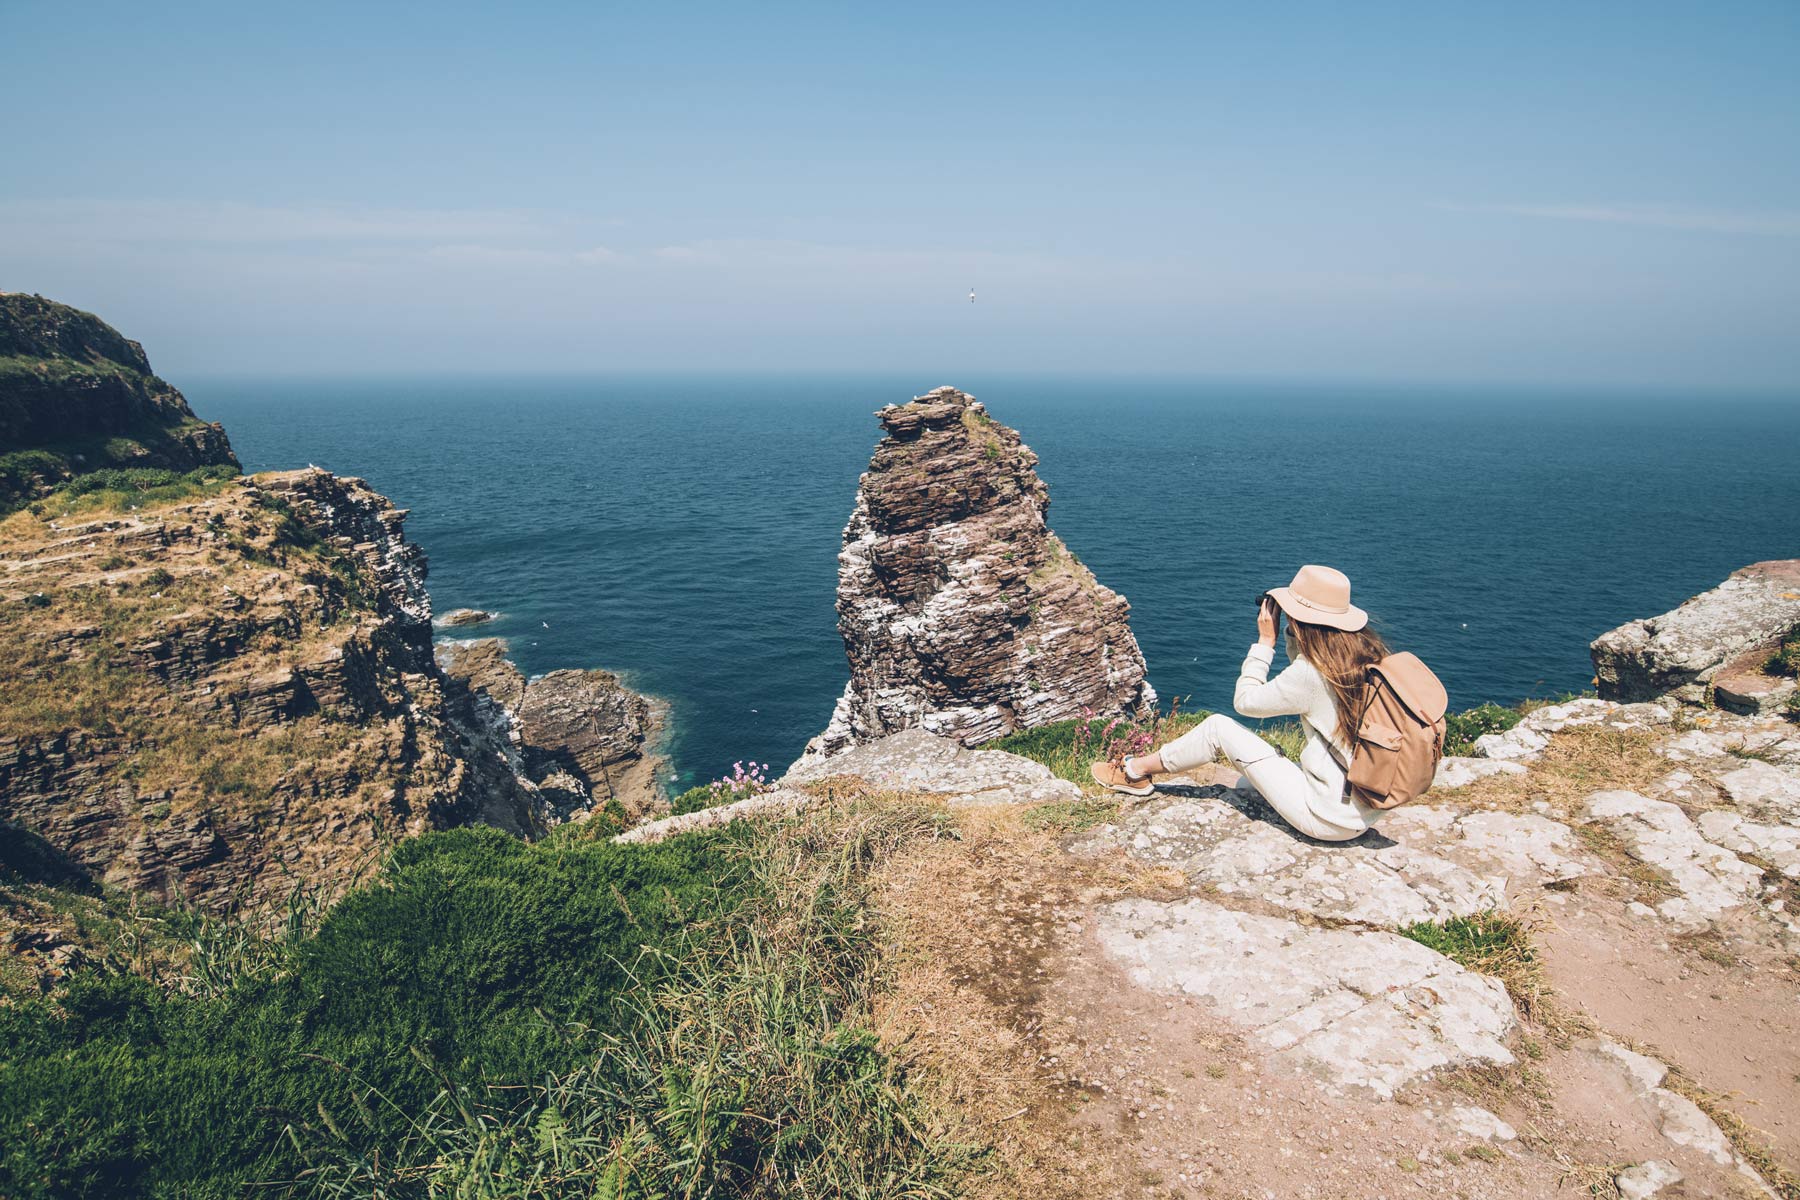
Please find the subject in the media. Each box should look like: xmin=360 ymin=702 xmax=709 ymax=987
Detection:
xmin=1267 ymin=564 xmax=1368 ymax=632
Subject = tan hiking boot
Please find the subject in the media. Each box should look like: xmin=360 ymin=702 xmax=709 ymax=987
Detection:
xmin=1089 ymin=759 xmax=1155 ymax=797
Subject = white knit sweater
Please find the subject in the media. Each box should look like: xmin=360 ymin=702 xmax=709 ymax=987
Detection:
xmin=1236 ymin=642 xmax=1377 ymax=832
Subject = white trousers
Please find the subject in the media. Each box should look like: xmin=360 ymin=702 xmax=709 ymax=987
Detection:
xmin=1157 ymin=713 xmax=1363 ymax=843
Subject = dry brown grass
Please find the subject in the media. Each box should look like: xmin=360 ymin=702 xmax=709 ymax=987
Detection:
xmin=1657 ymin=1060 xmax=1800 ymax=1199
xmin=868 ymin=803 xmax=1182 ymax=1199
xmin=1554 ymin=1156 xmax=1627 ymax=1198
xmin=1449 ymin=727 xmax=1679 ymax=817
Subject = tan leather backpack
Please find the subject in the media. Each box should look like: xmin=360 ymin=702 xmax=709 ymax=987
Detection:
xmin=1344 ymin=652 xmax=1448 ymax=810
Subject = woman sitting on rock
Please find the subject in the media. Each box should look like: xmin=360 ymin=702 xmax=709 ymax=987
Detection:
xmin=1091 ymin=564 xmax=1386 ymax=842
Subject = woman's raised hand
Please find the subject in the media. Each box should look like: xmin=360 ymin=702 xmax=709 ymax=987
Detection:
xmin=1256 ymin=596 xmax=1278 ymax=648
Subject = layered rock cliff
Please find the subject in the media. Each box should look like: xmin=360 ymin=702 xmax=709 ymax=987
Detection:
xmin=437 ymin=638 xmax=669 ymax=824
xmin=0 ymin=295 xmax=238 ymax=508
xmin=0 ymin=468 xmax=548 ymax=909
xmin=1 ymin=298 xmax=669 ymax=909
xmin=807 ymin=386 xmax=1153 ymax=758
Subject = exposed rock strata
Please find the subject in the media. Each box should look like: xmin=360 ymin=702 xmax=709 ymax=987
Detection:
xmin=1592 ymin=559 xmax=1800 ymax=709
xmin=808 ymin=386 xmax=1153 ymax=759
xmin=0 ymin=469 xmax=542 ymax=909
xmin=437 ymin=638 xmax=669 ymax=823
xmin=0 ymin=294 xmax=238 ymax=505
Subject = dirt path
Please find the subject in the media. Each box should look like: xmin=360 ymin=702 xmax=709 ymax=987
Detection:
xmin=871 ymin=777 xmax=1798 ymax=1198
xmin=1539 ymin=889 xmax=1800 ymax=1166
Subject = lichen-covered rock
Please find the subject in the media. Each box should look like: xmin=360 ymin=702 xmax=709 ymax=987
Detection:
xmin=784 ymin=727 xmax=1083 ymax=806
xmin=1654 ymin=711 xmax=1800 ymax=769
xmin=1433 ymin=756 xmax=1527 ymax=788
xmin=1582 ymin=790 xmax=1763 ymax=929
xmin=1095 ymin=896 xmax=1517 ymax=1098
xmin=1716 ymin=759 xmax=1800 ymax=820
xmin=1471 ymin=698 xmax=1671 ymax=762
xmin=1591 ymin=560 xmax=1800 ymax=704
xmin=1586 ymin=1039 xmax=1773 ymax=1190
xmin=806 ymin=387 xmax=1153 ymax=759
xmin=1071 ymin=788 xmax=1589 ymax=927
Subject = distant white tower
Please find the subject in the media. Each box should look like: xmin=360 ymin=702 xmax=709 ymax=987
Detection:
xmin=969 ymin=288 xmax=976 ymax=303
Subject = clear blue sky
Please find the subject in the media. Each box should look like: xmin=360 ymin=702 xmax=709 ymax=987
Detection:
xmin=4 ymin=1 xmax=1796 ymax=387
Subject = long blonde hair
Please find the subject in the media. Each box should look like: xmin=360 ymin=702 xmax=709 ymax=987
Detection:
xmin=1285 ymin=616 xmax=1390 ymax=734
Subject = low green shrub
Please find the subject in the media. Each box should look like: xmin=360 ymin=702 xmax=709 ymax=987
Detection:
xmin=0 ymin=805 xmax=970 ymax=1200
xmin=286 ymin=804 xmax=970 ymax=1199
xmin=6 ymin=463 xmax=241 ymax=519
xmin=1765 ymin=632 xmax=1800 ymax=678
xmin=1444 ymin=702 xmax=1523 ymax=756
xmin=0 ymin=826 xmax=741 ymax=1198
xmin=673 ymin=783 xmax=720 ymax=815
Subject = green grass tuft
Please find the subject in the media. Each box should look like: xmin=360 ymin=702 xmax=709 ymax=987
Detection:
xmin=1444 ymin=703 xmax=1524 ymax=756
xmin=1400 ymin=910 xmax=1549 ymax=1024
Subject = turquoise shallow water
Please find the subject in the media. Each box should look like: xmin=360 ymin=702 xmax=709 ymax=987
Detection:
xmin=189 ymin=376 xmax=1800 ymax=790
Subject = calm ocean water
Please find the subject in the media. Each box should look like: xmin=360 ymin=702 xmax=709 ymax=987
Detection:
xmin=189 ymin=376 xmax=1800 ymax=790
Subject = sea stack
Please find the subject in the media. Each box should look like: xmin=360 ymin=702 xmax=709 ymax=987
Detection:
xmin=807 ymin=386 xmax=1154 ymax=759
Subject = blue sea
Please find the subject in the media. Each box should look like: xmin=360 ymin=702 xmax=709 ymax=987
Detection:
xmin=189 ymin=376 xmax=1800 ymax=791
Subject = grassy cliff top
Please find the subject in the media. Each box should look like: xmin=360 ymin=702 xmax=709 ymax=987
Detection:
xmin=0 ymin=293 xmax=154 ymax=375
xmin=0 ymin=294 xmax=238 ymax=513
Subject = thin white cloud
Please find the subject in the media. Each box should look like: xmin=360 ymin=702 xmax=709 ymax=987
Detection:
xmin=0 ymin=199 xmax=554 ymax=244
xmin=1451 ymin=202 xmax=1800 ymax=237
xmin=426 ymin=244 xmax=564 ymax=265
xmin=426 ymin=243 xmax=620 ymax=266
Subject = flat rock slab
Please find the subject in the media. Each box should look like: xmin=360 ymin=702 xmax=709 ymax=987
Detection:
xmin=1591 ymin=558 xmax=1800 ymax=703
xmin=783 ymin=727 xmax=1082 ymax=806
xmin=1697 ymin=810 xmax=1800 ymax=878
xmin=1716 ymin=759 xmax=1800 ymax=820
xmin=1654 ymin=711 xmax=1800 ymax=770
xmin=1473 ymin=698 xmax=1672 ymax=762
xmin=1433 ymin=756 xmax=1528 ymax=788
xmin=1094 ymin=896 xmax=1517 ymax=1098
xmin=1584 ymin=790 xmax=1763 ymax=929
xmin=1713 ymin=641 xmax=1800 ymax=716
xmin=1391 ymin=806 xmax=1594 ymax=887
xmin=1073 ymin=790 xmax=1587 ymax=928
